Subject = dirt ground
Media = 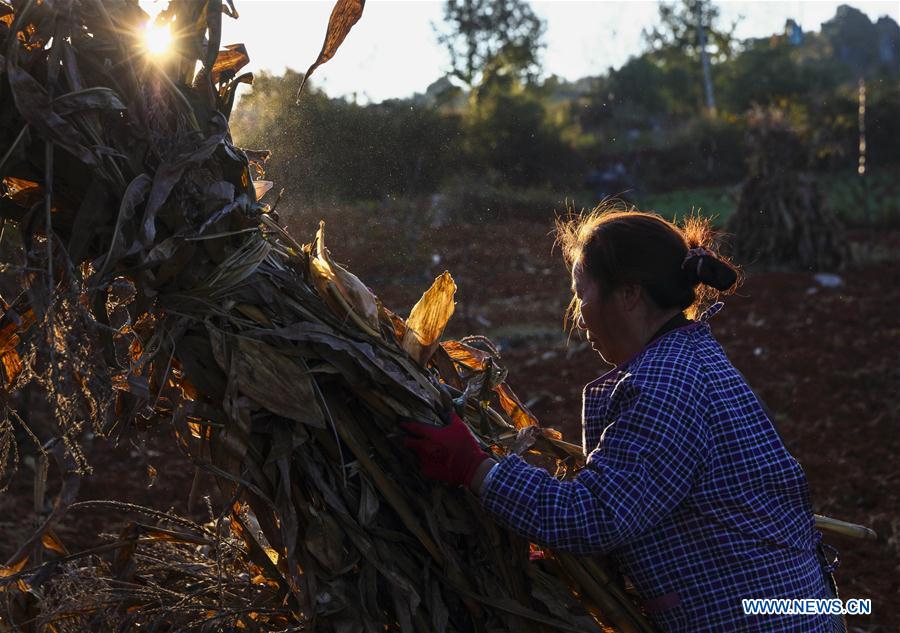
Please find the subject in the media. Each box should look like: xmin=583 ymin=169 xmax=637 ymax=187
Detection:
xmin=2 ymin=212 xmax=897 ymax=631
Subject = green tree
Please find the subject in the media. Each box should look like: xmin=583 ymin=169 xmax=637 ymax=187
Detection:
xmin=232 ymin=71 xmax=462 ymax=201
xmin=465 ymin=82 xmax=575 ymax=187
xmin=644 ymin=0 xmax=737 ymax=114
xmin=607 ymin=57 xmax=669 ymax=124
xmin=717 ymin=37 xmax=806 ymax=112
xmin=644 ymin=0 xmax=736 ymax=63
xmin=434 ymin=0 xmax=546 ymax=92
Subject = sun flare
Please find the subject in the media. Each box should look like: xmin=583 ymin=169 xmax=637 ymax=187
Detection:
xmin=144 ymin=20 xmax=172 ymax=57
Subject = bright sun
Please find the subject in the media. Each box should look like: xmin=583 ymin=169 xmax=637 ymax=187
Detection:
xmin=144 ymin=21 xmax=172 ymax=57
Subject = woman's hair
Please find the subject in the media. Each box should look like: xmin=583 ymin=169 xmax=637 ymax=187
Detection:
xmin=555 ymin=203 xmax=741 ymax=321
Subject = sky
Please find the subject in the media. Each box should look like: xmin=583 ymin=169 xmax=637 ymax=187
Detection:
xmin=140 ymin=0 xmax=900 ymax=103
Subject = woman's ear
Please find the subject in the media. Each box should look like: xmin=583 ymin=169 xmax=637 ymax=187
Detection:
xmin=618 ymin=283 xmax=644 ymax=313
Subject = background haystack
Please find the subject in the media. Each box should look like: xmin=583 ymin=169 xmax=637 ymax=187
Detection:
xmin=727 ymin=106 xmax=849 ymax=270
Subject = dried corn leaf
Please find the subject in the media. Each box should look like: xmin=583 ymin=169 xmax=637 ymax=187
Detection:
xmin=380 ymin=305 xmax=407 ymax=343
xmin=0 ymin=314 xmax=27 ymax=390
xmin=1 ymin=176 xmax=42 ymax=208
xmin=331 ymin=267 xmax=380 ymax=334
xmin=209 ymin=329 xmax=325 ymax=428
xmin=543 ymin=427 xmax=564 ymax=441
xmin=0 ymin=348 xmax=21 ymax=386
xmin=40 ymin=531 xmax=66 ymax=555
xmin=143 ymin=117 xmax=228 ymax=246
xmin=298 ymin=0 xmax=365 ymax=97
xmin=430 ymin=344 xmax=464 ymax=390
xmin=310 ymin=222 xmax=380 ymax=334
xmin=305 ymin=512 xmax=349 ymax=575
xmin=211 ymin=43 xmax=250 ymax=83
xmin=235 ymin=303 xmax=273 ymax=327
xmin=440 ymin=340 xmax=491 ymax=372
xmin=401 ymin=272 xmax=456 ymax=366
xmin=175 ymin=334 xmax=228 ymax=401
xmin=51 ymin=87 xmax=126 ymax=116
xmin=252 ymin=179 xmax=274 ymax=200
xmin=6 ymin=65 xmax=98 ymax=166
xmin=98 ymin=173 xmax=152 ymax=278
xmin=0 ymin=556 xmax=27 ymax=579
xmin=356 ymin=476 xmax=379 ymax=527
xmin=494 ymin=383 xmax=539 ymax=430
xmin=529 ymin=565 xmax=601 ymax=632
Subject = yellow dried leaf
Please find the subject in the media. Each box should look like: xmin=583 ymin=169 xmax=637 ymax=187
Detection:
xmin=0 ymin=307 xmax=34 ymax=387
xmin=145 ymin=529 xmax=182 ymax=543
xmin=542 ymin=427 xmax=563 ymax=440
xmin=41 ymin=532 xmax=67 ymax=555
xmin=1 ymin=349 xmax=22 ymax=387
xmin=494 ymin=383 xmax=539 ymax=430
xmin=309 ymin=222 xmax=380 ymax=335
xmin=180 ymin=377 xmax=199 ymax=401
xmin=210 ymin=43 xmax=250 ymax=83
xmin=0 ymin=556 xmax=27 ymax=582
xmin=1 ymin=176 xmax=42 ymax=207
xmin=380 ymin=305 xmax=407 ymax=343
xmin=332 ymin=261 xmax=379 ymax=329
xmin=252 ymin=180 xmax=274 ymax=200
xmin=440 ymin=340 xmax=491 ymax=371
xmin=298 ymin=0 xmax=365 ymax=96
xmin=402 ymin=272 xmax=456 ymax=366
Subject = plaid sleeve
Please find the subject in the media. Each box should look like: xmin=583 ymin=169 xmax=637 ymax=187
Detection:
xmin=481 ymin=377 xmax=710 ymax=556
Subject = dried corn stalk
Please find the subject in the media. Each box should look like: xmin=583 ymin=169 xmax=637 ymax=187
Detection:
xmin=0 ymin=1 xmax=655 ymax=632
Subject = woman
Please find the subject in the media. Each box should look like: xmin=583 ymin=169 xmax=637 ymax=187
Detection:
xmin=402 ymin=209 xmax=843 ymax=632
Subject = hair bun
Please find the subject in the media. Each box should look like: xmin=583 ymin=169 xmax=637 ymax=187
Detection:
xmin=682 ymin=247 xmax=738 ymax=291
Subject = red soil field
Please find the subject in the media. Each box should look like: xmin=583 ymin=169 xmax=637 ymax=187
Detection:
xmin=2 ymin=214 xmax=896 ymax=631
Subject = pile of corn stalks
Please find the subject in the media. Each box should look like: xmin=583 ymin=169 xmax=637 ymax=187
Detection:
xmin=0 ymin=1 xmax=657 ymax=631
xmin=727 ymin=106 xmax=848 ymax=270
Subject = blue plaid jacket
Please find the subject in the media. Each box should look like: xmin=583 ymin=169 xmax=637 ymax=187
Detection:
xmin=482 ymin=305 xmax=834 ymax=631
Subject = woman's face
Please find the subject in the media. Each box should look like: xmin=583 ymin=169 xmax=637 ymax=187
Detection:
xmin=571 ymin=260 xmax=630 ymax=366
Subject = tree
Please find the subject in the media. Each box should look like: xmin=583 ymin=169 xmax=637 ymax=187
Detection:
xmin=643 ymin=0 xmax=737 ymax=114
xmin=717 ymin=38 xmax=806 ymax=112
xmin=607 ymin=57 xmax=669 ymax=123
xmin=434 ymin=0 xmax=546 ymax=91
xmin=232 ymin=71 xmax=462 ymax=201
xmin=465 ymin=84 xmax=575 ymax=187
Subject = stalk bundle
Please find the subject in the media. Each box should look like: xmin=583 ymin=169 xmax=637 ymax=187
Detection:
xmin=727 ymin=106 xmax=848 ymax=270
xmin=0 ymin=2 xmax=655 ymax=632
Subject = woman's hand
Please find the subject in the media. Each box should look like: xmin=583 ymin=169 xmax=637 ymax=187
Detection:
xmin=400 ymin=412 xmax=494 ymax=491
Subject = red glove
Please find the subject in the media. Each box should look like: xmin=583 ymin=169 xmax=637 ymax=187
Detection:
xmin=400 ymin=412 xmax=492 ymax=488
